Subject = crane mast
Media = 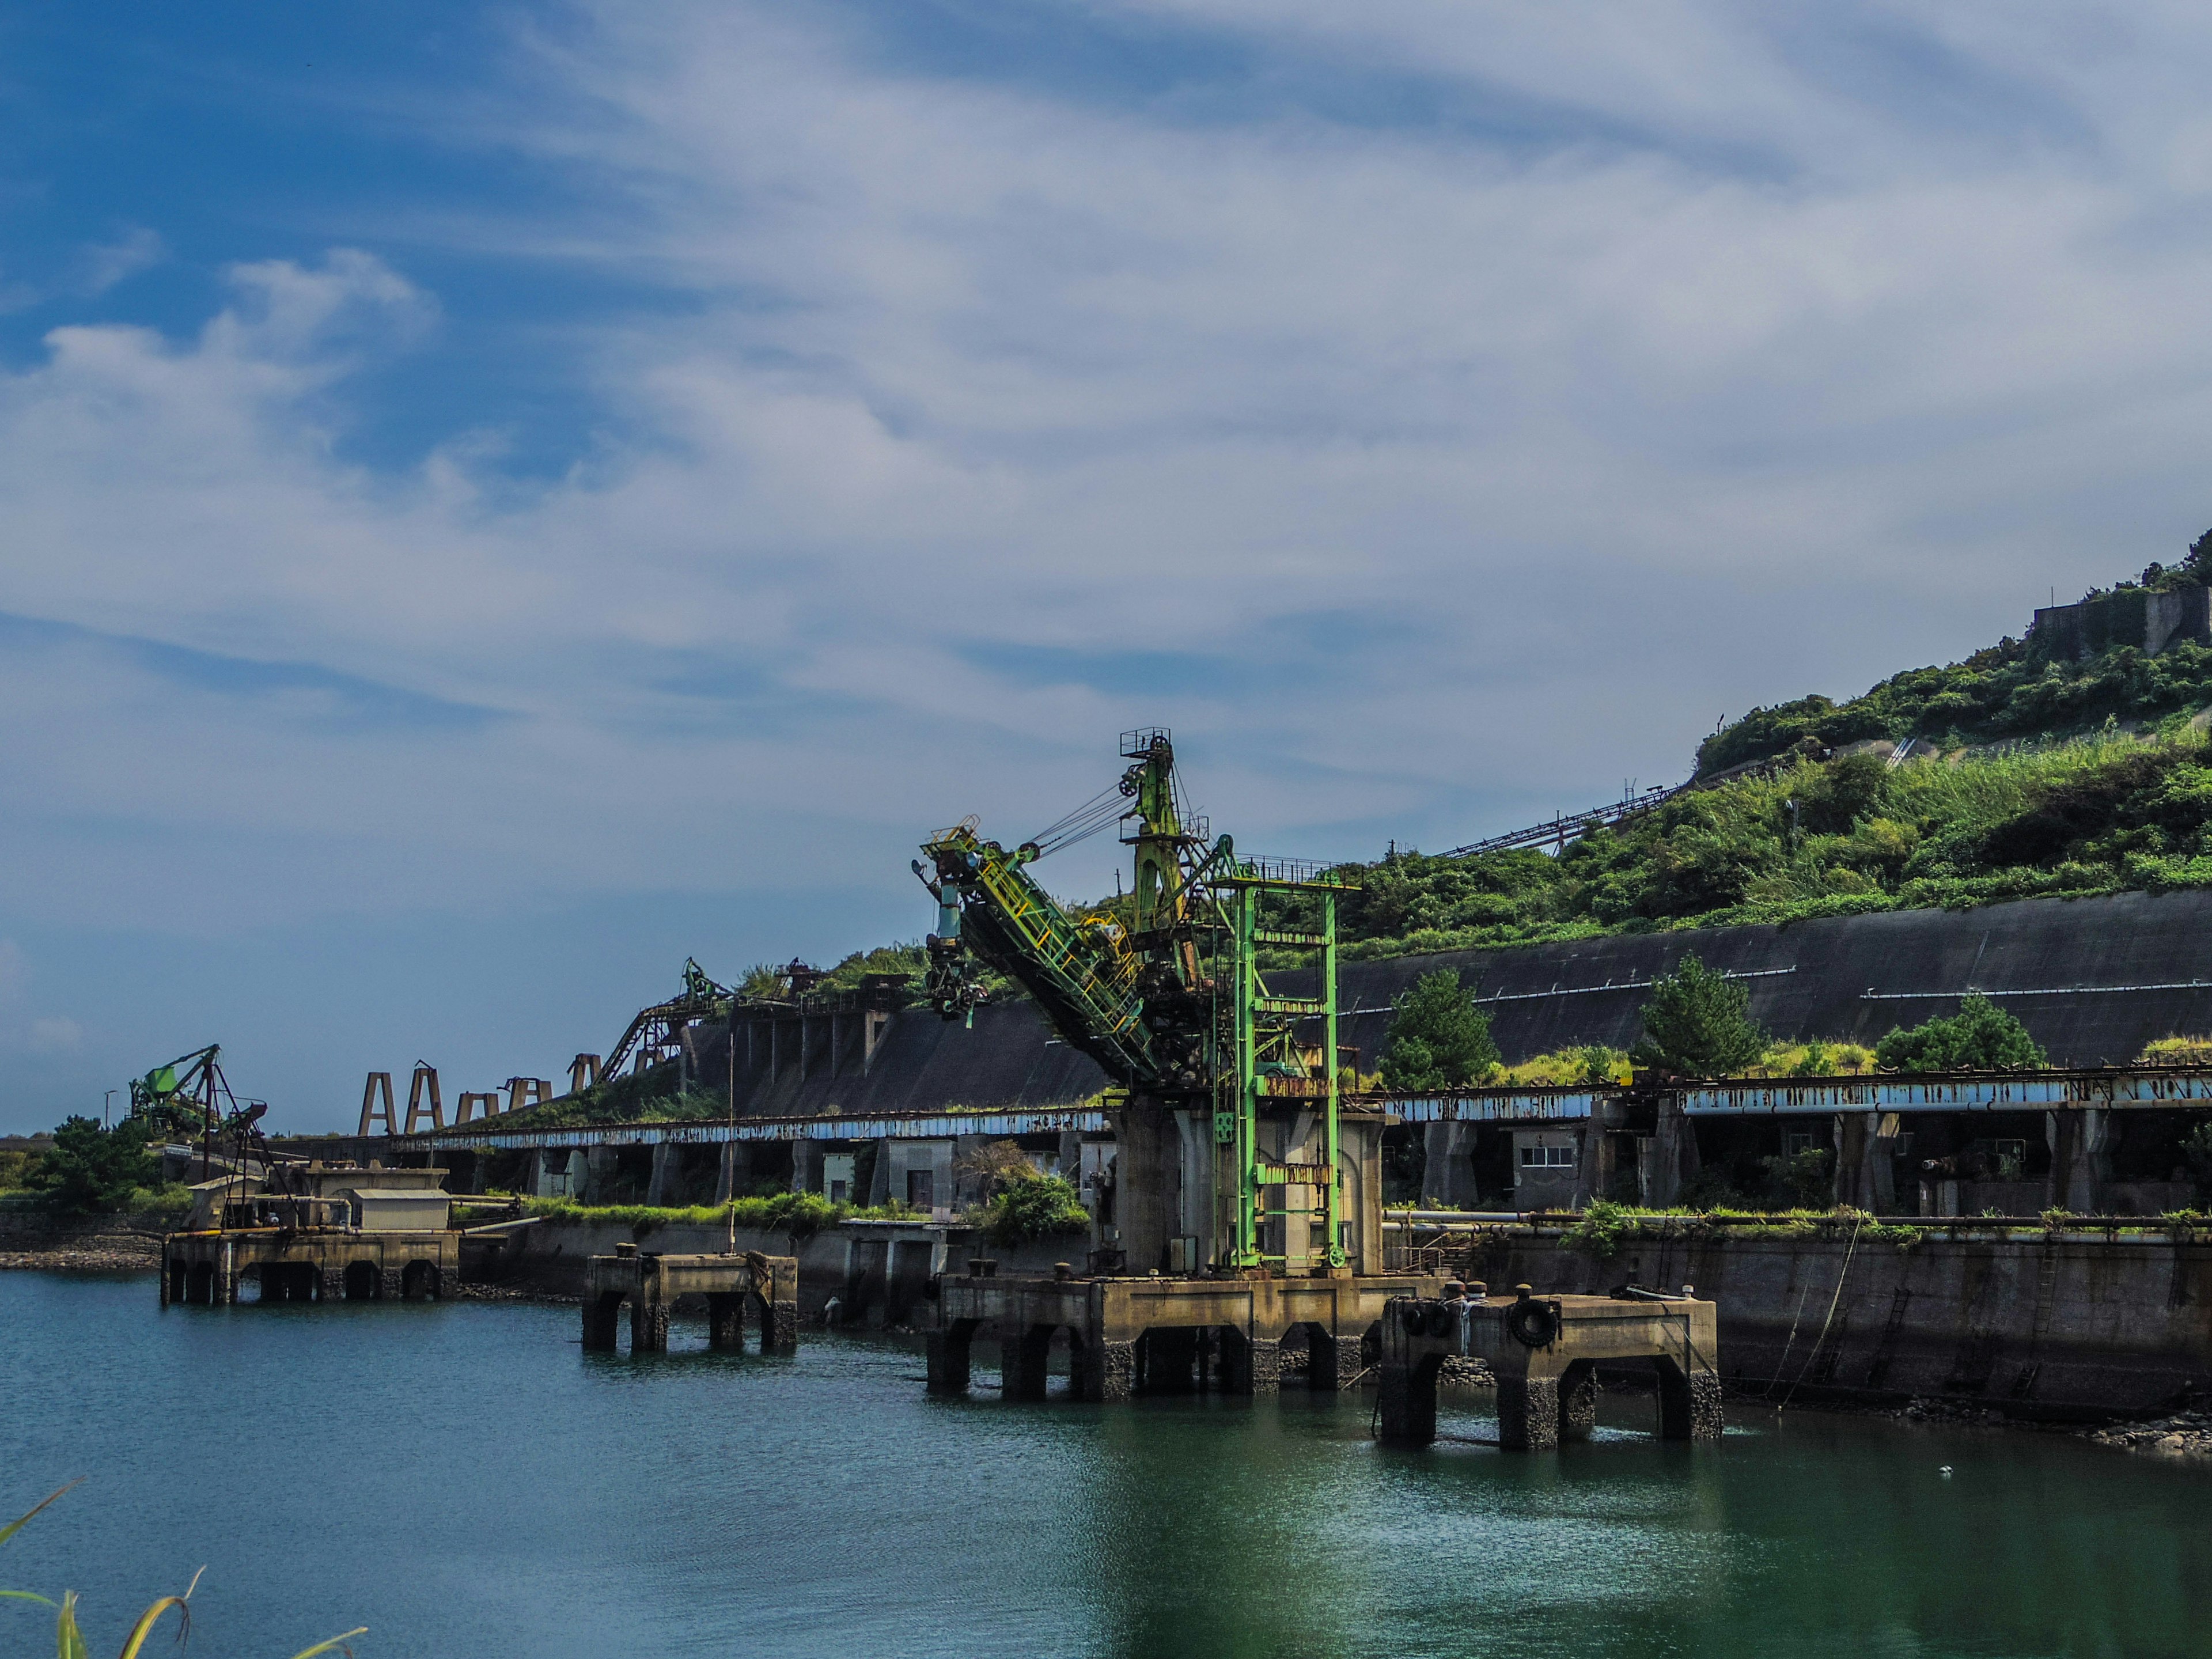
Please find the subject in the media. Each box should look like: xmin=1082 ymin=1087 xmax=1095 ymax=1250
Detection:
xmin=918 ymin=729 xmax=1355 ymax=1273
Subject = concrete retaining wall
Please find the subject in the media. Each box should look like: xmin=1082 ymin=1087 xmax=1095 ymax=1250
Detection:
xmin=1454 ymin=1228 xmax=2212 ymax=1419
xmin=490 ymin=1218 xmax=1080 ymax=1323
xmin=673 ymin=890 xmax=2212 ymax=1116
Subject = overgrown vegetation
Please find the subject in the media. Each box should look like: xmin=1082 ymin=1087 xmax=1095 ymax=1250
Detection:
xmin=1380 ymin=969 xmax=1500 ymax=1090
xmin=1874 ymin=993 xmax=2047 ymax=1072
xmin=1631 ymin=955 xmax=1767 ymax=1078
xmin=971 ymin=1173 xmax=1092 ymax=1245
xmin=1695 ymin=531 xmax=2212 ymax=775
xmin=1271 ymin=722 xmax=2212 ymax=961
xmin=517 ymin=1191 xmax=917 ymax=1237
xmin=16 ymin=1118 xmax=161 ymax=1215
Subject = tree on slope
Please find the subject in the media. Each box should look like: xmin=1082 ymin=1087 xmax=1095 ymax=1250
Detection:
xmin=25 ymin=1115 xmax=158 ymax=1214
xmin=1875 ymin=993 xmax=2046 ymax=1071
xmin=1632 ymin=955 xmax=1767 ymax=1077
xmin=1381 ymin=969 xmax=1499 ymax=1091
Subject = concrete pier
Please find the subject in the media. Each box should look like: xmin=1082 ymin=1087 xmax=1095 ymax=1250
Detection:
xmin=925 ymin=1270 xmax=1445 ymax=1402
xmin=160 ymin=1228 xmax=459 ymax=1306
xmin=1377 ymin=1285 xmax=1722 ymax=1450
xmin=581 ymin=1247 xmax=799 ymax=1354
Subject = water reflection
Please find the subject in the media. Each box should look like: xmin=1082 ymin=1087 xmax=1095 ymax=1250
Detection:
xmin=4 ymin=1273 xmax=2208 ymax=1659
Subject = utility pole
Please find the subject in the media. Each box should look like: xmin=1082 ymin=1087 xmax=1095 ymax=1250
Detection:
xmin=103 ymin=1089 xmax=115 ymax=1128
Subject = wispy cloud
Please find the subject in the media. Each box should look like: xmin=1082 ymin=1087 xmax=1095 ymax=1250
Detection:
xmin=79 ymin=226 xmax=166 ymax=295
xmin=9 ymin=0 xmax=2212 ymax=1122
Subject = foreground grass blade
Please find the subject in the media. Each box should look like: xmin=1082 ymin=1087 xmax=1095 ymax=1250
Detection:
xmin=113 ymin=1567 xmax=202 ymax=1659
xmin=56 ymin=1588 xmax=87 ymax=1659
xmin=0 ymin=1482 xmax=82 ymax=1549
xmin=287 ymin=1627 xmax=369 ymax=1658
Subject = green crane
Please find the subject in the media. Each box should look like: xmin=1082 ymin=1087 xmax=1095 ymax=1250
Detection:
xmin=918 ymin=729 xmax=1355 ymax=1272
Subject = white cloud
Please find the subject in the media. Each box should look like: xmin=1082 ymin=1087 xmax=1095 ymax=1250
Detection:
xmin=81 ymin=227 xmax=167 ymax=295
xmin=7 ymin=0 xmax=2212 ymax=960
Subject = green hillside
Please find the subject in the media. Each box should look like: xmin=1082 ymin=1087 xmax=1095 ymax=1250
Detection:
xmin=1695 ymin=531 xmax=2212 ymax=777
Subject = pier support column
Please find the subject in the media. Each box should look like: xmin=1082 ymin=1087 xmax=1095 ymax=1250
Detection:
xmin=1220 ymin=1328 xmax=1281 ymax=1395
xmin=582 ymin=1294 xmax=623 ymax=1350
xmin=1657 ymin=1354 xmax=1725 ymax=1441
xmin=1496 ymin=1366 xmax=1562 ymax=1452
xmin=1309 ymin=1325 xmax=1365 ymax=1391
xmin=631 ymin=1295 xmax=670 ymax=1354
xmin=1002 ymin=1324 xmax=1053 ymax=1400
xmin=926 ymin=1319 xmax=978 ymax=1393
xmin=765 ymin=1297 xmax=798 ymax=1353
xmin=1377 ymin=1356 xmax=1440 ymax=1447
xmin=1559 ymin=1361 xmax=1600 ymax=1443
xmin=1080 ymin=1339 xmax=1136 ymax=1403
xmin=317 ymin=1266 xmax=344 ymax=1303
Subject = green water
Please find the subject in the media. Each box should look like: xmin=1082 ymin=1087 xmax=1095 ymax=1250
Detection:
xmin=3 ymin=1272 xmax=2208 ymax=1659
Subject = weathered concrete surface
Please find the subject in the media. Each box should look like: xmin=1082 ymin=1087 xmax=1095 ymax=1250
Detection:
xmin=582 ymin=1249 xmax=797 ymax=1354
xmin=1320 ymin=889 xmax=2212 ymax=1069
xmin=490 ymin=1217 xmax=1080 ymax=1319
xmin=926 ymin=1271 xmax=1445 ymax=1403
xmin=160 ymin=1229 xmax=459 ymax=1305
xmin=0 ymin=1208 xmax=169 ymax=1268
xmin=659 ymin=890 xmax=2212 ymax=1115
xmin=1448 ymin=1227 xmax=2212 ymax=1419
xmin=1378 ymin=1289 xmax=1722 ymax=1449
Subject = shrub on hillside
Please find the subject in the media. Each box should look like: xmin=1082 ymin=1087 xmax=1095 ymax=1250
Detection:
xmin=1380 ymin=969 xmax=1499 ymax=1091
xmin=1875 ymin=993 xmax=2047 ymax=1072
xmin=22 ymin=1116 xmax=158 ymax=1213
xmin=1631 ymin=955 xmax=1767 ymax=1077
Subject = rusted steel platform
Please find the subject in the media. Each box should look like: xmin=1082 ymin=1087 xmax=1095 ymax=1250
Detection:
xmin=160 ymin=1229 xmax=460 ymax=1305
xmin=582 ymin=1247 xmax=799 ymax=1354
xmin=1378 ymin=1283 xmax=1722 ymax=1450
xmin=925 ymin=1270 xmax=1446 ymax=1402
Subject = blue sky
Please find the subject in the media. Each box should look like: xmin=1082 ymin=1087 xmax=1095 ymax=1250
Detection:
xmin=5 ymin=0 xmax=2212 ymax=1132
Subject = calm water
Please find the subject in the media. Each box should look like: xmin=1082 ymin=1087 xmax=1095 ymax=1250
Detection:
xmin=4 ymin=1271 xmax=2210 ymax=1659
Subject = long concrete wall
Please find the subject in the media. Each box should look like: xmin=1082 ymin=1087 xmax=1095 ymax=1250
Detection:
xmin=1319 ymin=888 xmax=2212 ymax=1068
xmin=1459 ymin=1226 xmax=2212 ymax=1419
xmin=673 ymin=891 xmax=2212 ymax=1125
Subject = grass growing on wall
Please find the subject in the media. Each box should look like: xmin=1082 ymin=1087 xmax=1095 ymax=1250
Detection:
xmin=507 ymin=1192 xmax=923 ymax=1236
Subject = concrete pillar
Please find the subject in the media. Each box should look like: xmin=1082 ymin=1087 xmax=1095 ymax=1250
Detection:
xmin=1310 ymin=1325 xmax=1365 ymax=1389
xmin=1657 ymin=1355 xmax=1725 ymax=1440
xmin=1495 ymin=1369 xmax=1561 ymax=1451
xmin=1080 ymin=1338 xmax=1136 ymax=1403
xmin=866 ymin=1138 xmax=892 ymax=1206
xmin=1002 ymin=1324 xmax=1052 ymax=1400
xmin=1111 ymin=1103 xmax=1175 ymax=1272
xmin=565 ymin=1150 xmax=588 ymax=1196
xmin=2049 ymin=1109 xmax=2110 ymax=1214
xmin=706 ymin=1293 xmax=746 ymax=1350
xmin=714 ymin=1142 xmax=752 ymax=1204
xmin=1221 ymin=1327 xmax=1281 ymax=1395
xmin=790 ymin=1141 xmax=824 ymax=1195
xmin=1559 ymin=1361 xmax=1600 ymax=1442
xmin=1420 ymin=1123 xmax=1479 ymax=1207
xmin=584 ymin=1147 xmax=617 ymax=1205
xmin=646 ymin=1144 xmax=677 ymax=1207
xmin=582 ymin=1294 xmax=622 ymax=1351
xmin=1377 ymin=1357 xmax=1437 ymax=1446
xmin=1570 ymin=1128 xmax=1597 ymax=1211
xmin=1655 ymin=1097 xmax=1702 ymax=1205
xmin=926 ymin=1320 xmax=977 ymax=1393
xmin=764 ymin=1296 xmax=798 ymax=1352
xmin=631 ymin=1294 xmax=669 ymax=1354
